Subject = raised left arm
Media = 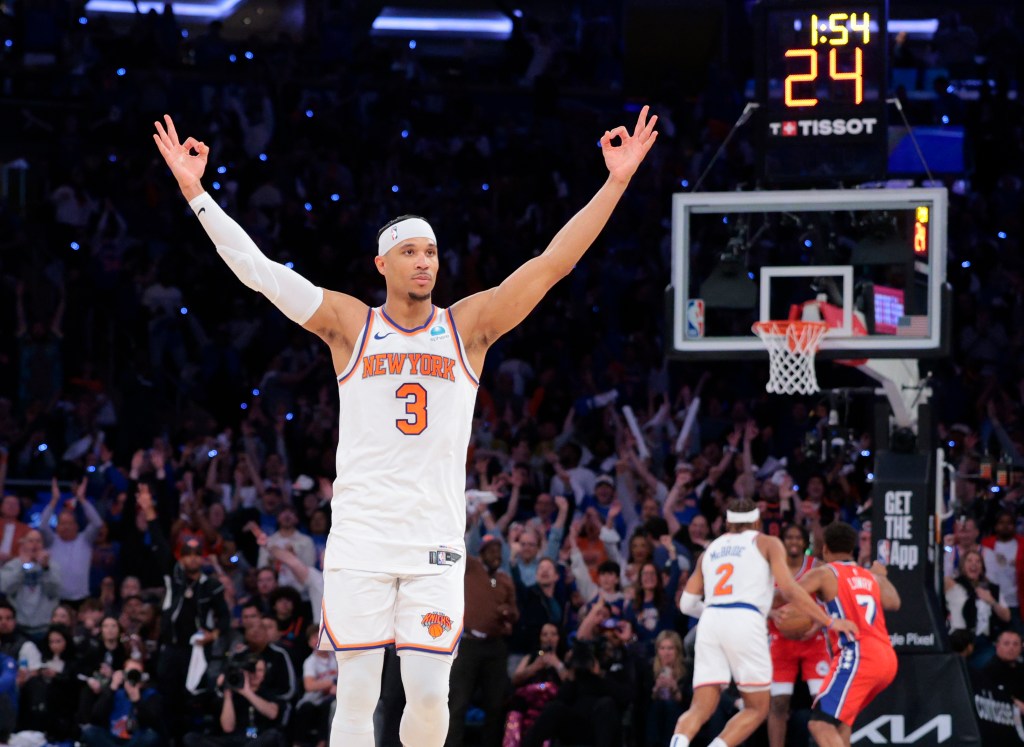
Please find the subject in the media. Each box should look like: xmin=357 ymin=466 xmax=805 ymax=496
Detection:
xmin=452 ymin=107 xmax=657 ymax=357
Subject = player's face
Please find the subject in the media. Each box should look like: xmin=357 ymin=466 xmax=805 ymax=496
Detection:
xmin=783 ymin=527 xmax=807 ymax=558
xmin=378 ymin=238 xmax=438 ymax=302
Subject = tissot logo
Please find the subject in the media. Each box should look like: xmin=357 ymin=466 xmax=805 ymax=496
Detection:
xmin=769 ymin=117 xmax=879 ymax=137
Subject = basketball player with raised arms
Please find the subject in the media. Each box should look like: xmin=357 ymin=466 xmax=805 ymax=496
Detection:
xmin=670 ymin=499 xmax=859 ymax=747
xmin=153 ymin=108 xmax=658 ymax=747
xmin=767 ymin=523 xmax=830 ymax=747
xmin=798 ymin=521 xmax=901 ymax=747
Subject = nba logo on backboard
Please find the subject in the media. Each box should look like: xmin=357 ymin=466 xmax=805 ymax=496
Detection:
xmin=391 ymin=226 xmax=399 ymax=241
xmin=686 ymin=299 xmax=705 ymax=338
xmin=876 ymin=539 xmax=891 ymax=565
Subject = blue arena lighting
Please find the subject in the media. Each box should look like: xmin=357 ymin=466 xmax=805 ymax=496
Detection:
xmin=217 ymin=166 xmax=227 ymax=174
xmin=861 ymin=450 xmax=871 ymax=457
xmin=116 ymin=67 xmax=126 ymax=76
xmin=70 ymin=241 xmax=80 ymax=251
xmin=747 ymin=272 xmax=755 ymax=280
xmin=305 ymin=110 xmax=314 ymax=118
xmin=722 ymin=217 xmax=728 ymax=224
xmin=867 ymin=473 xmax=875 ymax=481
xmin=482 ymin=183 xmax=489 ymax=191
xmin=38 ymin=444 xmax=48 ymax=453
xmin=85 ymin=0 xmax=245 ymax=20
xmin=244 ymin=51 xmax=254 ymax=60
xmin=391 ymin=185 xmax=400 ymax=193
xmin=79 ymin=16 xmax=88 ymax=25
xmin=87 ymin=465 xmax=97 ymax=473
xmin=998 ymin=231 xmax=1007 ymax=239
xmin=991 ymin=486 xmax=1001 ymax=493
xmin=3 ymin=40 xmax=10 ymax=48
xmin=941 ymin=115 xmax=949 ymax=124
xmin=229 ymin=54 xmax=237 ymax=63
xmin=285 ymin=412 xmax=294 ymax=421
xmin=409 ymin=40 xmax=417 ymax=49
xmin=108 ymin=154 xmax=117 ymax=162
xmin=258 ymin=153 xmax=268 ymax=162
xmin=303 ymin=203 xmax=312 ymax=212
xmin=372 ymin=11 xmax=513 ymax=39
xmin=961 ymin=261 xmax=971 ymax=268
xmin=181 ymin=29 xmax=188 ymax=38
xmin=948 ymin=440 xmax=955 ymax=448
xmin=208 ymin=449 xmax=218 ymax=458
xmin=240 ymin=403 xmax=248 ymax=410
xmin=804 ymin=239 xmax=812 ymax=248
xmin=330 ymin=194 xmax=340 ymax=202
xmin=211 ymin=181 xmax=221 ymax=190
xmin=680 ymin=180 xmax=689 ymax=188
xmin=284 ymin=262 xmax=295 ymax=269
xmin=401 ymin=130 xmax=409 ymax=139
xmin=252 ymin=388 xmax=260 ymax=396
xmin=512 ymin=9 xmax=523 ymax=17
xmin=180 ymin=307 xmax=188 ymax=315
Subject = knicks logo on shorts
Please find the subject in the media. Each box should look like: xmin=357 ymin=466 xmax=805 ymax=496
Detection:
xmin=421 ymin=611 xmax=453 ymax=639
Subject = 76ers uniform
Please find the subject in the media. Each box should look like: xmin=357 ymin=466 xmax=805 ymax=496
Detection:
xmin=694 ymin=530 xmax=774 ymax=691
xmin=813 ymin=561 xmax=898 ymax=725
xmin=769 ymin=555 xmax=830 ymax=696
xmin=319 ymin=306 xmax=478 ymax=658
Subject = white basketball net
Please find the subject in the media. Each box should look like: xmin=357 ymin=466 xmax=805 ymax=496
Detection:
xmin=752 ymin=321 xmax=829 ymax=395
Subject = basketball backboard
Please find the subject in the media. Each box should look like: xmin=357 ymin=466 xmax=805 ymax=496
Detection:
xmin=668 ymin=188 xmax=949 ymax=360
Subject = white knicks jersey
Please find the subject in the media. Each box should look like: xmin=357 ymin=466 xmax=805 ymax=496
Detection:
xmin=701 ymin=530 xmax=773 ymax=616
xmin=326 ymin=306 xmax=478 ymax=575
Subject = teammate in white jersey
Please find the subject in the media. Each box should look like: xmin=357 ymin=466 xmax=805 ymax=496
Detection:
xmin=670 ymin=499 xmax=858 ymax=747
xmin=153 ymin=108 xmax=658 ymax=747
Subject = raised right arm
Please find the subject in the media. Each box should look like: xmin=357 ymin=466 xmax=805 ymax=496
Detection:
xmin=152 ymin=115 xmax=366 ymax=372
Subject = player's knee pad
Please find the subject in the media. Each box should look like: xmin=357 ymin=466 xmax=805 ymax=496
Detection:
xmin=400 ymin=653 xmax=450 ymax=713
xmin=398 ymin=654 xmax=452 ymax=747
xmin=333 ymin=650 xmax=384 ymax=728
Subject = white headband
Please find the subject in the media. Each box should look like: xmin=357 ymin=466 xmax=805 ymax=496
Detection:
xmin=726 ymin=508 xmax=760 ymax=524
xmin=378 ymin=218 xmax=436 ymax=256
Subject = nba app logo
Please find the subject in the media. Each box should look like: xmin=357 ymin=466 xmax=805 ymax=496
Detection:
xmin=686 ymin=299 xmax=705 ymax=339
xmin=876 ymin=539 xmax=891 ymax=565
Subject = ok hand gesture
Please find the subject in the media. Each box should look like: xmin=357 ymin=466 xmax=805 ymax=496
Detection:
xmin=152 ymin=114 xmax=208 ymax=198
xmin=600 ymin=105 xmax=658 ymax=184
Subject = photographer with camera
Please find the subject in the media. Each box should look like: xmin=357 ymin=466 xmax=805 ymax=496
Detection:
xmin=81 ymin=658 xmax=163 ymax=747
xmin=185 ymin=619 xmax=293 ymax=747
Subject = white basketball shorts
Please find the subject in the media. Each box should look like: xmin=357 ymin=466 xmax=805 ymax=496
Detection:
xmin=318 ymin=562 xmax=464 ymax=660
xmin=692 ymin=604 xmax=772 ymax=692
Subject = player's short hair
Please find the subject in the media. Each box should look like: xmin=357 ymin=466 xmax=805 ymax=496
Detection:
xmin=823 ymin=521 xmax=858 ymax=555
xmin=376 ymin=214 xmax=429 ymax=243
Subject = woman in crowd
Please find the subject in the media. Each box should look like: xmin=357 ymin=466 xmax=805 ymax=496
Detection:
xmin=505 ymin=622 xmax=567 ymax=746
xmin=945 ymin=548 xmax=1011 ymax=668
xmin=645 ymin=630 xmax=690 ymax=747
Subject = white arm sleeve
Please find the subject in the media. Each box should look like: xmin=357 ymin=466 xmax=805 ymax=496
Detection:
xmin=189 ymin=192 xmax=323 ymax=325
xmin=680 ymin=591 xmax=704 ymax=618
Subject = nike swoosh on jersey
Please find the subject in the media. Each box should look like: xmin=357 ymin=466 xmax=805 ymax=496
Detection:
xmin=198 ymin=207 xmax=206 ymax=215
xmin=373 ymin=332 xmax=395 ymax=340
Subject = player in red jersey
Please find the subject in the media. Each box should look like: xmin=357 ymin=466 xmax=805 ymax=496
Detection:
xmin=798 ymin=522 xmax=901 ymax=747
xmin=767 ymin=524 xmax=830 ymax=747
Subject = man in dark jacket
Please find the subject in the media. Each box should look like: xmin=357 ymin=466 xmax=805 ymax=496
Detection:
xmin=158 ymin=534 xmax=231 ymax=741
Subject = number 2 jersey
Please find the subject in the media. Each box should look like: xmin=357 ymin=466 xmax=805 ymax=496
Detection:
xmin=326 ymin=305 xmax=479 ymax=575
xmin=701 ymin=529 xmax=773 ymax=615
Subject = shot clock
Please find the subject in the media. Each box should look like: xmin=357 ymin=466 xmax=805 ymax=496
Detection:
xmin=755 ymin=0 xmax=889 ymax=184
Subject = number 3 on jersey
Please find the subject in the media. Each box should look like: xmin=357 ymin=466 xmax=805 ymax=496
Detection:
xmin=395 ymin=383 xmax=428 ymax=435
xmin=713 ymin=562 xmax=734 ymax=597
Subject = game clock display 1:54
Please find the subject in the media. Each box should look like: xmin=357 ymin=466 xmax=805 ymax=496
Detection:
xmin=755 ymin=0 xmax=889 ymax=185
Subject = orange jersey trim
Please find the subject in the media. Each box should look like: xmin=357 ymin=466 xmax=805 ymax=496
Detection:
xmin=338 ymin=308 xmax=374 ymax=385
xmin=445 ymin=308 xmax=479 ymax=387
xmin=379 ymin=306 xmax=437 ymax=336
